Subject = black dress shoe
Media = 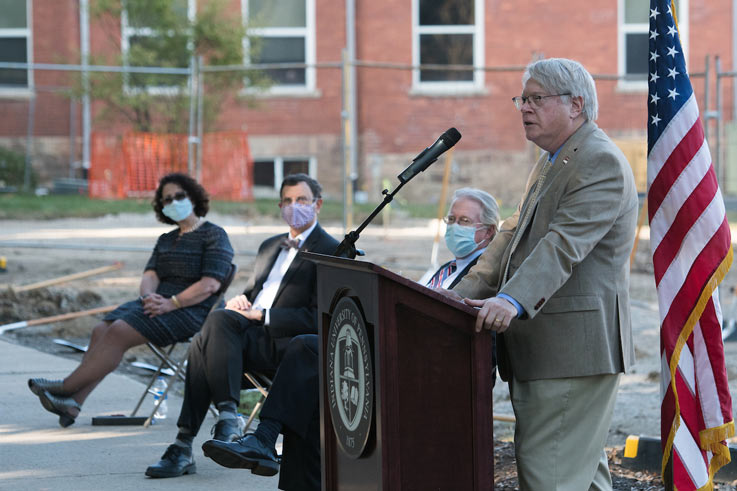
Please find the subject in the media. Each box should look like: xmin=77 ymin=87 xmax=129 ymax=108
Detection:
xmin=37 ymin=389 xmax=80 ymax=428
xmin=210 ymin=418 xmax=241 ymax=442
xmin=145 ymin=444 xmax=196 ymax=478
xmin=202 ymin=433 xmax=279 ymax=476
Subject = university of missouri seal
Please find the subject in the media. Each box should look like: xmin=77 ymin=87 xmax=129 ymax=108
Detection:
xmin=327 ymin=296 xmax=373 ymax=459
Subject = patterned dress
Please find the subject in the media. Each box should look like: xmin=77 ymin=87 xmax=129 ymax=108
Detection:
xmin=103 ymin=221 xmax=234 ymax=346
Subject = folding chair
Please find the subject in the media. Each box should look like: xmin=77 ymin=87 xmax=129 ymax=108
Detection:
xmin=94 ymin=263 xmax=237 ymax=427
xmin=241 ymin=371 xmax=273 ymax=433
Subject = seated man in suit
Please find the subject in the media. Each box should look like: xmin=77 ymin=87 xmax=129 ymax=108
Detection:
xmin=420 ymin=187 xmax=499 ymax=289
xmin=145 ymin=173 xmax=339 ymax=479
xmin=200 ymin=187 xmax=499 ymax=490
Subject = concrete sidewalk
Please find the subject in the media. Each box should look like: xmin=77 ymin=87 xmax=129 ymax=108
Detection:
xmin=0 ymin=338 xmax=280 ymax=490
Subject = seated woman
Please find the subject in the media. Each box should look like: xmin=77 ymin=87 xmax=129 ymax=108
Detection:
xmin=28 ymin=172 xmax=234 ymax=427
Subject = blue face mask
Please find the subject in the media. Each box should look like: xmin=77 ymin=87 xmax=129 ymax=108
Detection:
xmin=444 ymin=224 xmax=481 ymax=258
xmin=162 ymin=197 xmax=194 ymax=222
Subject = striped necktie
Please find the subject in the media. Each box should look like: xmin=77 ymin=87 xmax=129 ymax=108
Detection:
xmin=428 ymin=260 xmax=457 ymax=288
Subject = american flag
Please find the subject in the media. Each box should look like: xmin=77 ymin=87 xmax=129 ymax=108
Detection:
xmin=647 ymin=0 xmax=734 ymax=488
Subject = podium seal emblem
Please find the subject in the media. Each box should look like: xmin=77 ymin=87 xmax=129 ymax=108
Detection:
xmin=327 ymin=296 xmax=373 ymax=459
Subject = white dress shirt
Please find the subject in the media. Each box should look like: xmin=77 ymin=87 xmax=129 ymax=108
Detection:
xmin=251 ymin=220 xmax=318 ymax=324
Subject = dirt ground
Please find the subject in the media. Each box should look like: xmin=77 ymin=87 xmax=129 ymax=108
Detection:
xmin=3 ymin=212 xmax=737 ymax=489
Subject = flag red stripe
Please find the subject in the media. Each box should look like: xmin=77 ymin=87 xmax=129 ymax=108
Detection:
xmin=660 ymin=219 xmax=732 ymax=351
xmin=700 ymin=300 xmax=735 ymax=421
xmin=672 ymin=444 xmax=708 ymax=489
xmin=648 ymin=121 xmax=705 ymax=221
xmin=652 ymin=170 xmax=718 ymax=284
xmin=674 ymin=338 xmax=708 ymax=446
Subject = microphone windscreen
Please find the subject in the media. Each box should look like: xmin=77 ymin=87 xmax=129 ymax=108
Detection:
xmin=442 ymin=128 xmax=462 ymax=146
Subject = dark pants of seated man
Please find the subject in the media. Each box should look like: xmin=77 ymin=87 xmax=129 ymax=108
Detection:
xmin=261 ymin=334 xmax=320 ymax=491
xmin=177 ymin=309 xmax=283 ymax=435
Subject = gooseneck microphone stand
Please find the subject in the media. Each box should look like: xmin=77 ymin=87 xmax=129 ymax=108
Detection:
xmin=333 ymin=180 xmax=409 ymax=259
xmin=332 ymin=127 xmax=461 ymax=259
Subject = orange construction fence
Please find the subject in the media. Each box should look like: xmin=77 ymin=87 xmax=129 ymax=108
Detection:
xmin=89 ymin=131 xmax=253 ymax=201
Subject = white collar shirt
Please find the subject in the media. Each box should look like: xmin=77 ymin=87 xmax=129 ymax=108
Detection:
xmin=252 ymin=221 xmax=318 ymax=320
xmin=440 ymin=247 xmax=486 ymax=289
xmin=419 ymin=247 xmax=487 ymax=288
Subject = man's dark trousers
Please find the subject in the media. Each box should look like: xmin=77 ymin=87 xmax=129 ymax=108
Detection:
xmin=177 ymin=309 xmax=282 ymax=435
xmin=261 ymin=334 xmax=320 ymax=491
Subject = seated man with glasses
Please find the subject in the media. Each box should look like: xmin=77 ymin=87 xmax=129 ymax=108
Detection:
xmin=425 ymin=187 xmax=501 ymax=389
xmin=420 ymin=187 xmax=499 ymax=290
xmin=146 ymin=173 xmax=339 ymax=479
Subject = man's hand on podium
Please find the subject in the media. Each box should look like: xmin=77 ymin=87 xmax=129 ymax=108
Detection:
xmin=464 ymin=297 xmax=516 ymax=333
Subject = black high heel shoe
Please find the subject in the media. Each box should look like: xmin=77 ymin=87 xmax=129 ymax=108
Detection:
xmin=37 ymin=389 xmax=81 ymax=428
xmin=28 ymin=378 xmax=66 ymax=396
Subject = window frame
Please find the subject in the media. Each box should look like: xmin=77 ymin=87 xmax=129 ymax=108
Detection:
xmin=411 ymin=0 xmax=485 ymax=94
xmin=241 ymin=0 xmax=316 ymax=96
xmin=0 ymin=0 xmax=33 ymax=96
xmin=617 ymin=0 xmax=689 ymax=92
xmin=252 ymin=155 xmax=317 ymax=196
xmin=121 ymin=0 xmax=196 ymax=95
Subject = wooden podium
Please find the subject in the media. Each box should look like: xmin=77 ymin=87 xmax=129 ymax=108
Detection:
xmin=303 ymin=253 xmax=494 ymax=490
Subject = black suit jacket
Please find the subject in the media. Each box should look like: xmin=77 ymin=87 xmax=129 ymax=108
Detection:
xmin=242 ymin=223 xmax=338 ymax=343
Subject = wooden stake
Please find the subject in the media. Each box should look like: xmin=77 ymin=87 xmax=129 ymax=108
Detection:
xmin=0 ymin=304 xmax=118 ymax=334
xmin=13 ymin=262 xmax=124 ymax=293
xmin=429 ymin=148 xmax=455 ymax=268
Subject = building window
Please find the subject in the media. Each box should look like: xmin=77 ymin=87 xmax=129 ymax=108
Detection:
xmin=0 ymin=0 xmax=31 ymax=89
xmin=121 ymin=0 xmax=193 ymax=93
xmin=253 ymin=156 xmax=316 ymax=195
xmin=412 ymin=0 xmax=484 ymax=93
xmin=618 ymin=0 xmax=688 ymax=89
xmin=243 ymin=0 xmax=316 ymax=94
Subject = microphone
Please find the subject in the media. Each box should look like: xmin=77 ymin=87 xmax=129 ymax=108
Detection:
xmin=397 ymin=128 xmax=462 ymax=184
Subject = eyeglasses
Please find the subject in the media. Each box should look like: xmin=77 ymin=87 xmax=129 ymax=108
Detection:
xmin=162 ymin=191 xmax=187 ymax=205
xmin=280 ymin=197 xmax=315 ymax=206
xmin=443 ymin=215 xmax=485 ymax=227
xmin=512 ymin=93 xmax=571 ymax=110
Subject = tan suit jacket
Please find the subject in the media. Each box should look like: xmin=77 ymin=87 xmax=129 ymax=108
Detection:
xmin=454 ymin=121 xmax=638 ymax=381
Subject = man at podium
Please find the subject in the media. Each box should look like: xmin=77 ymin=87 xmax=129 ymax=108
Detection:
xmin=445 ymin=58 xmax=638 ymax=490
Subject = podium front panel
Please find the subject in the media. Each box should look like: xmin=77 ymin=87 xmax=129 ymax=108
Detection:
xmin=311 ymin=255 xmax=494 ymax=491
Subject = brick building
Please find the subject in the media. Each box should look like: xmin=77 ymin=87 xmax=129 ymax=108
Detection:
xmin=0 ymin=0 xmax=733 ymax=203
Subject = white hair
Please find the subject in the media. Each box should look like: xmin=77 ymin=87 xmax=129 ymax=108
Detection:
xmin=449 ymin=187 xmax=500 ymax=228
xmin=522 ymin=58 xmax=598 ymax=121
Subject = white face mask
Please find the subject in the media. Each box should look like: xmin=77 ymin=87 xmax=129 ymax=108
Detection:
xmin=162 ymin=197 xmax=194 ymax=222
